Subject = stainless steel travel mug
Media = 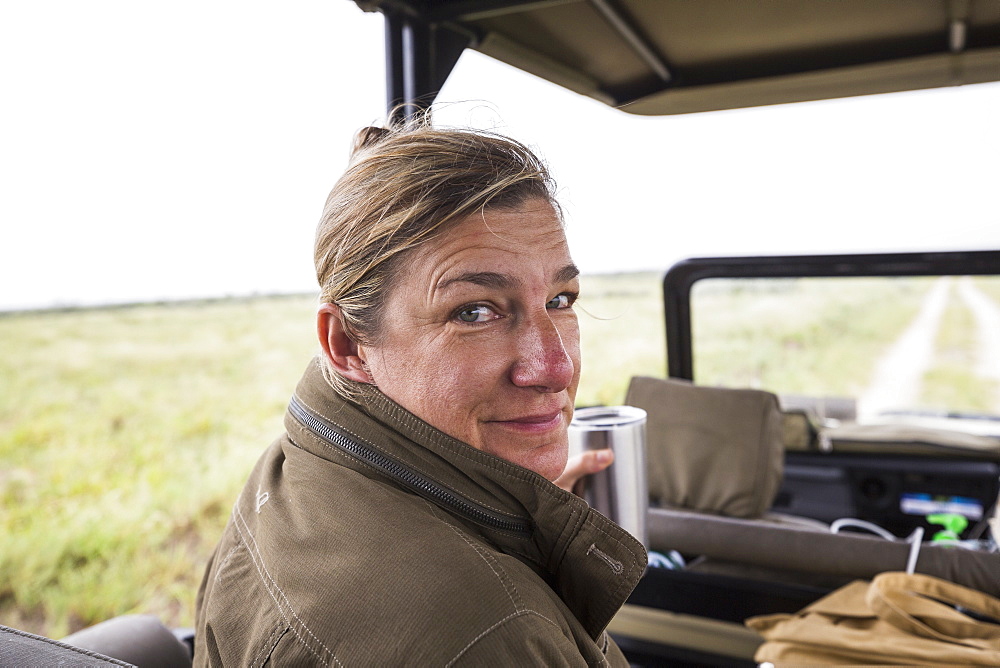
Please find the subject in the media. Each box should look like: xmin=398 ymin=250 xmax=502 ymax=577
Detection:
xmin=568 ymin=406 xmax=648 ymax=551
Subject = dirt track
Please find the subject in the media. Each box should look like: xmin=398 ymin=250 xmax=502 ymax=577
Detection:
xmin=857 ymin=277 xmax=949 ymax=421
xmin=858 ymin=277 xmax=1000 ymax=420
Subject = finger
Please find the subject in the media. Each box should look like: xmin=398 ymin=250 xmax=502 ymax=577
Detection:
xmin=554 ymin=449 xmax=614 ymax=493
xmin=579 ymin=449 xmax=614 ymax=473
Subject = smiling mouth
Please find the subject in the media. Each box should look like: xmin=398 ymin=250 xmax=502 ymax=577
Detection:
xmin=488 ymin=412 xmax=564 ymax=433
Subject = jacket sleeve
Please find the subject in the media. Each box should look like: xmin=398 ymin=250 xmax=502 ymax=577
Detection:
xmin=447 ymin=612 xmax=604 ymax=667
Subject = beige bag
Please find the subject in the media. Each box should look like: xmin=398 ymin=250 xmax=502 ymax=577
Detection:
xmin=625 ymin=376 xmax=783 ymax=518
xmin=747 ymin=572 xmax=1000 ymax=666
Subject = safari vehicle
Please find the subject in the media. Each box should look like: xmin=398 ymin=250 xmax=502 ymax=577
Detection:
xmin=6 ymin=1 xmax=1000 ymax=665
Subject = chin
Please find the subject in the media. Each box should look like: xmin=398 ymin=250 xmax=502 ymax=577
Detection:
xmin=520 ymin=445 xmax=569 ymax=481
xmin=480 ymin=432 xmax=569 ymax=480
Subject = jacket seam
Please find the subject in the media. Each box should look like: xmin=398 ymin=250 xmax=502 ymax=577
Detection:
xmin=250 ymin=622 xmax=287 ymax=668
xmin=443 ymin=609 xmax=565 ymax=667
xmin=560 ymin=502 xmax=586 ymax=567
xmin=212 ymin=541 xmax=244 ymax=588
xmin=427 ymin=500 xmax=525 ymax=611
xmin=231 ymin=501 xmax=343 ymax=667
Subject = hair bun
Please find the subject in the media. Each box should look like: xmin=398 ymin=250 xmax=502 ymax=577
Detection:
xmin=351 ymin=126 xmax=391 ymax=157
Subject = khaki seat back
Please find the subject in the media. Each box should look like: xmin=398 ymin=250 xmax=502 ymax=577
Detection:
xmin=625 ymin=375 xmax=784 ymax=519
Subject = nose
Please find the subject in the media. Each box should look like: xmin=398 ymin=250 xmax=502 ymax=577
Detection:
xmin=510 ymin=312 xmax=576 ymax=392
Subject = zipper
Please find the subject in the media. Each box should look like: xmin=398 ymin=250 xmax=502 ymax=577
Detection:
xmin=288 ymin=396 xmax=533 ymax=537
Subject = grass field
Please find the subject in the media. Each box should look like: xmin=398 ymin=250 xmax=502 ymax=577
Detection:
xmin=0 ymin=296 xmax=319 ymax=637
xmin=3 ymin=271 xmax=998 ymax=638
xmin=576 ymin=272 xmax=666 ymax=405
xmin=691 ymin=277 xmax=935 ymax=397
xmin=0 ymin=274 xmax=664 ymax=638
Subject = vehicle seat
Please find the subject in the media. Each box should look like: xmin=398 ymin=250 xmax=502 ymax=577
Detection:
xmin=625 ymin=375 xmax=790 ymax=521
xmin=62 ymin=615 xmax=192 ymax=668
xmin=0 ymin=623 xmax=134 ymax=667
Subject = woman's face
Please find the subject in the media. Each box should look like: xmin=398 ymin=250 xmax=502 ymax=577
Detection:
xmin=361 ymin=198 xmax=581 ymax=480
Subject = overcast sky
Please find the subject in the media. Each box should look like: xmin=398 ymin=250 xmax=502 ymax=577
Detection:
xmin=3 ymin=0 xmax=999 ymax=310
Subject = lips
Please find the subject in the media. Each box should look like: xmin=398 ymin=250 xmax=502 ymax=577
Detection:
xmin=487 ymin=410 xmax=565 ymax=434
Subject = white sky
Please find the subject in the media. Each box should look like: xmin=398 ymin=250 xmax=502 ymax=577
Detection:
xmin=3 ymin=0 xmax=999 ymax=310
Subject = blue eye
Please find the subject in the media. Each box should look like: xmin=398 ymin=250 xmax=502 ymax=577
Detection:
xmin=546 ymin=293 xmax=576 ymax=309
xmin=456 ymin=305 xmax=494 ymax=323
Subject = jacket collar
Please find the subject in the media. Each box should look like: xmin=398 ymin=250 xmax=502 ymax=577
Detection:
xmin=284 ymin=358 xmax=645 ymax=638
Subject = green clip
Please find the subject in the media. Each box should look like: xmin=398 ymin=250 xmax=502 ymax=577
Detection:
xmin=927 ymin=513 xmax=968 ymax=542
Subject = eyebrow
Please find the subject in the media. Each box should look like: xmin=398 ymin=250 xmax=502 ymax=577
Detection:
xmin=437 ymin=271 xmax=519 ymax=292
xmin=436 ymin=264 xmax=580 ymax=292
xmin=556 ymin=263 xmax=581 ymax=284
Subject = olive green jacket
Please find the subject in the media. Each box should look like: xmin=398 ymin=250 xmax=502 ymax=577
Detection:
xmin=194 ymin=358 xmax=645 ymax=666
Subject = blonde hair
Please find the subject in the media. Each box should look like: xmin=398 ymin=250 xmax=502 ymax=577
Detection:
xmin=315 ymin=120 xmax=558 ymax=397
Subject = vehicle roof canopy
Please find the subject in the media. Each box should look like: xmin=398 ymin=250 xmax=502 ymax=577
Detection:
xmin=355 ymin=0 xmax=1000 ymax=114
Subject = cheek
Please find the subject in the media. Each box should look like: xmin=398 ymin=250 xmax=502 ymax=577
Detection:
xmin=419 ymin=349 xmax=506 ymax=412
xmin=371 ymin=342 xmax=502 ymax=441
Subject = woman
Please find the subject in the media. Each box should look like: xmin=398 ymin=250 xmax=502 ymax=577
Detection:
xmin=194 ymin=123 xmax=646 ymax=666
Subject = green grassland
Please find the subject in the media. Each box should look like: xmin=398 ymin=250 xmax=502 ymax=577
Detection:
xmin=575 ymin=272 xmax=666 ymax=405
xmin=691 ymin=277 xmax=935 ymax=398
xmin=0 ymin=274 xmax=663 ymax=638
xmin=0 ymin=296 xmax=320 ymax=637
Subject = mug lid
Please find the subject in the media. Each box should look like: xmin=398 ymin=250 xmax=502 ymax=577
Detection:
xmin=571 ymin=405 xmax=647 ymax=429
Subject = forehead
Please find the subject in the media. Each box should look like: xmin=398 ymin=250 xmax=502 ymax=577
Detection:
xmin=407 ymin=200 xmax=572 ymax=285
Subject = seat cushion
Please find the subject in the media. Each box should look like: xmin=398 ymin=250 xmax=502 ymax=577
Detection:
xmin=626 ymin=376 xmax=783 ymax=518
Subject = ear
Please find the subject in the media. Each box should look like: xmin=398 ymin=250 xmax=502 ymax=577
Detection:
xmin=317 ymin=303 xmax=372 ymax=384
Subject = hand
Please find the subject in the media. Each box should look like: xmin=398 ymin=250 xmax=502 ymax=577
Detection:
xmin=554 ymin=449 xmax=614 ymax=494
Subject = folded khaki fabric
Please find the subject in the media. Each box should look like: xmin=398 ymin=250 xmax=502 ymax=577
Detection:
xmin=747 ymin=572 xmax=1000 ymax=665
